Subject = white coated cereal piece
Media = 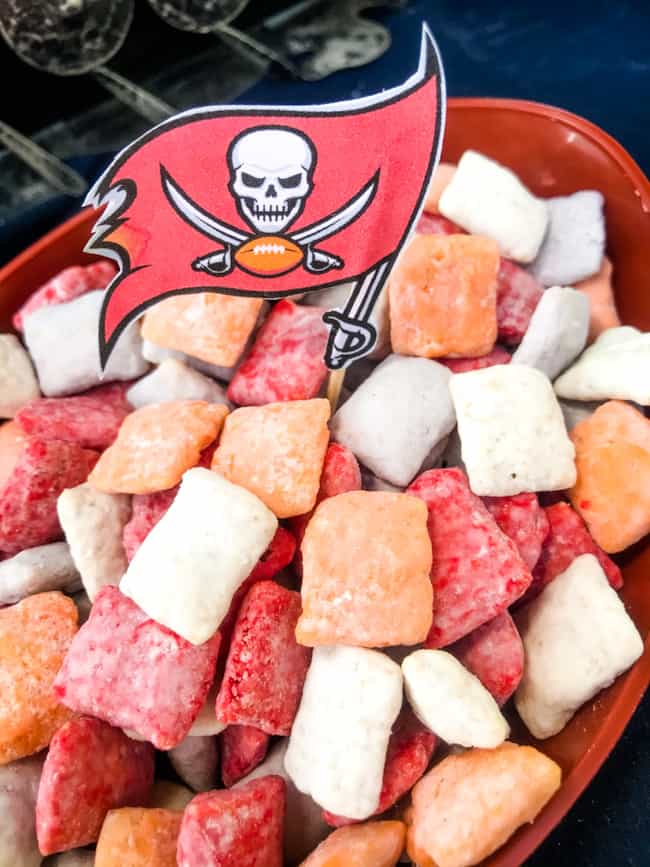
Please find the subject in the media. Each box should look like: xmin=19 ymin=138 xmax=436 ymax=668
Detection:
xmin=0 ymin=542 xmax=81 ymax=604
xmin=529 ymin=191 xmax=605 ymax=286
xmin=57 ymin=483 xmax=131 ymax=601
xmin=402 ymin=650 xmax=509 ymax=749
xmin=439 ymin=150 xmax=549 ymax=263
xmin=554 ymin=326 xmax=650 ymax=405
xmin=0 ymin=334 xmax=40 ymax=417
xmin=126 ymin=359 xmax=229 ymax=409
xmin=0 ymin=754 xmax=43 ymax=867
xmin=284 ymin=645 xmax=402 ymax=820
xmin=150 ymin=780 xmax=195 ymax=811
xmin=23 ymin=290 xmax=148 ymax=397
xmin=511 ymin=286 xmax=590 ymax=379
xmin=121 ymin=468 xmax=277 ymax=645
xmin=450 ymin=365 xmax=576 ymax=496
xmin=331 ymin=355 xmax=456 ymax=487
xmin=187 ymin=685 xmax=226 ymax=737
xmin=559 ymin=399 xmax=605 ymax=432
xmin=303 ymin=282 xmax=390 ymax=358
xmin=361 ymin=467 xmax=404 ymax=493
xmin=515 ymin=554 xmax=643 ymax=739
xmin=168 ymin=734 xmax=219 ymax=792
xmin=47 ymin=852 xmax=95 ymax=867
xmin=237 ymin=741 xmax=330 ymax=864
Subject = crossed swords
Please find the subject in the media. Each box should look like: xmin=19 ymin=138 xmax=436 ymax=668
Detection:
xmin=161 ymin=167 xmax=388 ymax=369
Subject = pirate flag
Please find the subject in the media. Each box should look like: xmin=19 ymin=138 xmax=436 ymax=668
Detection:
xmin=85 ymin=24 xmax=445 ymax=370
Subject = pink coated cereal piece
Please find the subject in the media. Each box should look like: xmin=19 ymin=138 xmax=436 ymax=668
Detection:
xmin=54 ymin=585 xmax=221 ymax=749
xmin=423 ymin=162 xmax=457 ymax=213
xmin=496 ymin=259 xmax=544 ymax=345
xmin=218 ymin=527 xmax=297 ymax=649
xmin=0 ymin=437 xmax=98 ymax=555
xmin=221 ymin=726 xmax=271 ymax=787
xmin=177 ymin=776 xmax=285 ymax=867
xmin=323 ymin=708 xmax=436 ymax=827
xmin=227 ymin=300 xmax=329 ymax=405
xmin=406 ymin=468 xmax=532 ymax=647
xmin=15 ymin=383 xmax=132 ymax=450
xmin=169 ymin=734 xmax=219 ymax=792
xmin=575 ymin=256 xmax=621 ymax=342
xmin=415 ymin=213 xmax=464 ymax=235
xmin=35 ymin=716 xmax=154 ymax=854
xmin=482 ymin=493 xmax=549 ymax=571
xmin=449 ymin=611 xmax=524 ymax=705
xmin=438 ymin=346 xmax=511 ymax=373
xmin=529 ymin=502 xmax=623 ymax=600
xmin=215 ymin=581 xmax=311 ymax=735
xmin=12 ymin=261 xmax=116 ymax=331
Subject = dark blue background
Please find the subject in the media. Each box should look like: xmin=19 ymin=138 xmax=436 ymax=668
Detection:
xmin=3 ymin=3 xmax=650 ymax=863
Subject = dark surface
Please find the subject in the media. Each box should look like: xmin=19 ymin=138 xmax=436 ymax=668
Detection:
xmin=2 ymin=3 xmax=650 ymax=864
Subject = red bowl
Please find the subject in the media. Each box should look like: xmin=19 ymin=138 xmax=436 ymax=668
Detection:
xmin=1 ymin=98 xmax=649 ymax=866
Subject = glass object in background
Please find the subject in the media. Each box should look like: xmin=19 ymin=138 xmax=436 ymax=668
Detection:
xmin=0 ymin=120 xmax=87 ymax=197
xmin=0 ymin=0 xmax=175 ymax=123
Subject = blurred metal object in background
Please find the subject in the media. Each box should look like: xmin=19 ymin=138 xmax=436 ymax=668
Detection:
xmin=0 ymin=0 xmax=175 ymax=122
xmin=147 ymin=0 xmax=299 ymax=76
xmin=253 ymin=0 xmax=405 ymax=80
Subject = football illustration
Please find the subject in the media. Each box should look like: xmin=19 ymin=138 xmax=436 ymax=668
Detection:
xmin=234 ymin=235 xmax=304 ymax=276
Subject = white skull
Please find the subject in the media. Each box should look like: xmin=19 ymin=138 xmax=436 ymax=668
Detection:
xmin=229 ymin=128 xmax=314 ymax=234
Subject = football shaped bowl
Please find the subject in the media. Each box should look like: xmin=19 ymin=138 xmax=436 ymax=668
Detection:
xmin=0 ymin=99 xmax=649 ymax=867
xmin=234 ymin=235 xmax=304 ymax=277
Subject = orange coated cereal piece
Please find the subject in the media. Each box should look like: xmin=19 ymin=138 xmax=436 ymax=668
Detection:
xmin=212 ymin=399 xmax=330 ymax=519
xmin=406 ymin=743 xmax=561 ymax=867
xmin=300 ymin=821 xmax=405 ymax=867
xmin=89 ymin=401 xmax=228 ymax=494
xmin=569 ymin=401 xmax=650 ymax=553
xmin=388 ymin=234 xmax=499 ymax=358
xmin=96 ymin=808 xmax=182 ymax=867
xmin=423 ymin=162 xmax=456 ymax=213
xmin=575 ymin=256 xmax=620 ymax=342
xmin=296 ymin=491 xmax=433 ymax=647
xmin=142 ymin=293 xmax=263 ymax=367
xmin=0 ymin=592 xmax=77 ymax=764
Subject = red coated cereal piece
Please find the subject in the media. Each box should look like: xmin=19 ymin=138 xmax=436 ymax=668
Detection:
xmin=227 ymin=300 xmax=329 ymax=406
xmin=218 ymin=527 xmax=297 ymax=646
xmin=289 ymin=442 xmax=362 ymax=571
xmin=0 ymin=437 xmax=98 ymax=555
xmin=416 ymin=213 xmax=464 ymax=235
xmin=438 ymin=346 xmax=511 ymax=374
xmin=323 ymin=708 xmax=437 ymax=827
xmin=0 ymin=592 xmax=78 ymax=764
xmin=221 ymin=725 xmax=271 ymax=787
xmin=54 ymin=585 xmax=221 ymax=749
xmin=215 ymin=581 xmax=311 ymax=735
xmin=449 ymin=611 xmax=524 ymax=705
xmin=13 ymin=261 xmax=116 ymax=331
xmin=406 ymin=468 xmax=532 ymax=647
xmin=123 ymin=488 xmax=177 ymax=561
xmin=496 ymin=259 xmax=544 ymax=344
xmin=36 ymin=716 xmax=154 ymax=854
xmin=177 ymin=776 xmax=285 ymax=867
xmin=530 ymin=501 xmax=623 ymax=597
xmin=482 ymin=493 xmax=549 ymax=571
xmin=15 ymin=383 xmax=131 ymax=450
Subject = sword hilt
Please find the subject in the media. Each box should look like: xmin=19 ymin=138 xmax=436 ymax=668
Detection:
xmin=323 ymin=311 xmax=377 ymax=369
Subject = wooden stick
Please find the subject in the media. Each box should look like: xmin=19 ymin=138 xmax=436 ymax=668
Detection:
xmin=326 ymin=368 xmax=346 ymax=413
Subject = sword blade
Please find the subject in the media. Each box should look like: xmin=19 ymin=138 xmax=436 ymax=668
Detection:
xmin=161 ymin=166 xmax=250 ymax=247
xmin=290 ymin=174 xmax=378 ymax=247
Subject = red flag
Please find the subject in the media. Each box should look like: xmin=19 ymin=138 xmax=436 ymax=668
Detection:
xmin=85 ymin=26 xmax=445 ymax=366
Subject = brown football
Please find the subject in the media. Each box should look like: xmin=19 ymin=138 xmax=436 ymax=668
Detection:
xmin=234 ymin=235 xmax=304 ymax=276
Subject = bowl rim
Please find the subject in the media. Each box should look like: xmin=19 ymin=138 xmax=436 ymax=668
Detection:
xmin=1 ymin=96 xmax=650 ymax=866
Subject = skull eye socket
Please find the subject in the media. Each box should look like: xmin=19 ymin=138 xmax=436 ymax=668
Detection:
xmin=278 ymin=174 xmax=304 ymax=189
xmin=241 ymin=172 xmax=265 ymax=188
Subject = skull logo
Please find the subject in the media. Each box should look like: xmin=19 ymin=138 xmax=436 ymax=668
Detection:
xmin=228 ymin=127 xmax=315 ymax=234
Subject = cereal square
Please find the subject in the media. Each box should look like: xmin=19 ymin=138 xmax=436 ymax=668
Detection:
xmin=212 ymin=399 xmax=330 ymax=518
